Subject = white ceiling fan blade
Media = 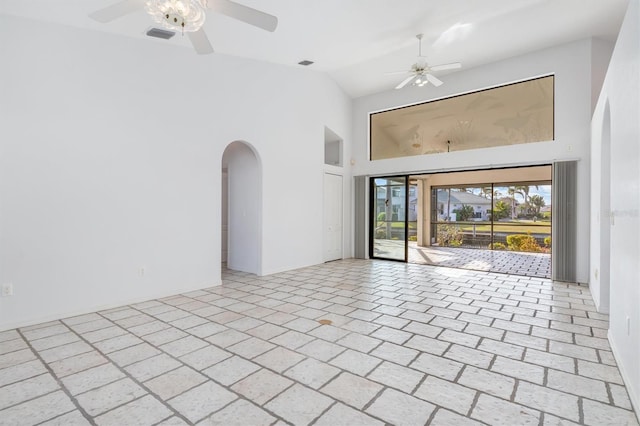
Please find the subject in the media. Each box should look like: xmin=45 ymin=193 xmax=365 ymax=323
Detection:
xmin=426 ymin=73 xmax=443 ymax=87
xmin=430 ymin=62 xmax=462 ymax=72
xmin=209 ymin=0 xmax=278 ymax=32
xmin=385 ymin=70 xmax=412 ymax=75
xmin=188 ymin=29 xmax=214 ymax=55
xmin=89 ymin=0 xmax=144 ymax=23
xmin=396 ymin=75 xmax=416 ymax=90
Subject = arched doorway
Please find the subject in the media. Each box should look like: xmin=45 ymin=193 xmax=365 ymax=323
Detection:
xmin=221 ymin=141 xmax=262 ymax=275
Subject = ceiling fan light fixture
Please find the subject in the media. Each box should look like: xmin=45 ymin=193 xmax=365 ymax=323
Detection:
xmin=145 ymin=0 xmax=207 ymax=33
xmin=390 ymin=33 xmax=461 ymax=90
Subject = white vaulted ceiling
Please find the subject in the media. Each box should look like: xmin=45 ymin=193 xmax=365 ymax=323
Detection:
xmin=0 ymin=0 xmax=629 ymax=97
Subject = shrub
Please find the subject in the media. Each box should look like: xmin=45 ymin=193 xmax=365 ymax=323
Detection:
xmin=437 ymin=224 xmax=463 ymax=247
xmin=488 ymin=242 xmax=507 ymax=250
xmin=491 ymin=200 xmax=510 ymax=220
xmin=453 ymin=205 xmax=475 ymax=221
xmin=375 ymin=228 xmax=387 ymax=239
xmin=408 ymin=235 xmax=417 ymax=241
xmin=544 ymin=236 xmax=551 ymax=247
xmin=506 ymin=233 xmax=542 ymax=252
xmin=377 ymin=212 xmax=386 ymax=221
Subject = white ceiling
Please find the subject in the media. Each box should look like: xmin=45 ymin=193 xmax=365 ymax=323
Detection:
xmin=0 ymin=0 xmax=629 ymax=98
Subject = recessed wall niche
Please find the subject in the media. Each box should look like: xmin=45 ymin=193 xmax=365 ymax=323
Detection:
xmin=324 ymin=126 xmax=343 ymax=167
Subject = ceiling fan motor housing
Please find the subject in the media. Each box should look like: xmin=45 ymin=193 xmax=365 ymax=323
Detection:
xmin=165 ymin=12 xmax=186 ymax=28
xmin=146 ymin=0 xmax=207 ymax=33
xmin=90 ymin=0 xmax=279 ymax=55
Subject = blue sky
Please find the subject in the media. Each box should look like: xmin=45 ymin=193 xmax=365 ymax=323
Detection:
xmin=467 ymin=184 xmax=552 ymax=206
xmin=534 ymin=186 xmax=552 ymax=205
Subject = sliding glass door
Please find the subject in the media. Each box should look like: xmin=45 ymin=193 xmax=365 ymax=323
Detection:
xmin=430 ymin=182 xmax=552 ymax=252
xmin=370 ymin=176 xmax=408 ymax=261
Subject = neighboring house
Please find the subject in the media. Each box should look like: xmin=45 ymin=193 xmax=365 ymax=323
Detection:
xmin=408 ymin=196 xmax=418 ymax=222
xmin=496 ymin=196 xmax=521 ymax=219
xmin=436 ymin=190 xmax=492 ymax=221
xmin=375 ymin=185 xmax=418 ymax=222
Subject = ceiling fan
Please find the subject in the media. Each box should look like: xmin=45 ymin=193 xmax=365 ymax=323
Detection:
xmin=389 ymin=34 xmax=461 ymax=89
xmin=89 ymin=0 xmax=278 ymax=55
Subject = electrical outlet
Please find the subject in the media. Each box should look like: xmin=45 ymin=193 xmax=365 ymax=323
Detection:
xmin=138 ymin=267 xmax=145 ymax=277
xmin=627 ymin=316 xmax=631 ymax=335
xmin=595 ymin=269 xmax=598 ymax=280
xmin=1 ymin=283 xmax=14 ymax=297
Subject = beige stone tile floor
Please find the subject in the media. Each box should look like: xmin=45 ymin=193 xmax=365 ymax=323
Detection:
xmin=0 ymin=259 xmax=637 ymax=425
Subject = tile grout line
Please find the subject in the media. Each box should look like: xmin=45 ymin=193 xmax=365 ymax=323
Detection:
xmin=578 ymin=396 xmax=585 ymax=424
xmin=128 ymin=292 xmax=411 ymax=424
xmin=2 ymin=260 xmax=636 ymax=425
xmin=63 ymin=312 xmax=193 ymax=424
xmin=15 ymin=328 xmax=97 ymax=426
xmin=100 ymin=305 xmax=298 ymax=425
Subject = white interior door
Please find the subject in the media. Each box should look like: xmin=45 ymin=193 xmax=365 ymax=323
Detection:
xmin=323 ymin=173 xmax=343 ymax=262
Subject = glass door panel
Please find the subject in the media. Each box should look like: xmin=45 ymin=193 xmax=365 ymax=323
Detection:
xmin=371 ymin=176 xmax=407 ymax=261
xmin=492 ymin=183 xmax=552 ymax=252
xmin=430 ymin=186 xmax=493 ymax=248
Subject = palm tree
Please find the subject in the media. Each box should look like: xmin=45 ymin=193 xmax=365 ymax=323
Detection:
xmin=507 ymin=187 xmax=524 ymax=219
xmin=530 ymin=194 xmax=546 ymax=216
xmin=480 ymin=186 xmax=493 ymax=199
xmin=515 ymin=185 xmax=539 ymax=215
xmin=515 ymin=185 xmax=530 ymax=204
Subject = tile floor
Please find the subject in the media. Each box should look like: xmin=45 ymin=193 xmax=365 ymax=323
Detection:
xmin=0 ymin=259 xmax=637 ymax=426
xmin=373 ymin=240 xmax=551 ymax=278
xmin=408 ymin=244 xmax=551 ymax=279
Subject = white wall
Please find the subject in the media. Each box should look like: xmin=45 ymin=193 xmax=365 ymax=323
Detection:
xmin=590 ymin=39 xmax=615 ymax=113
xmin=590 ymin=102 xmax=612 ymax=313
xmin=352 ymin=39 xmax=604 ymax=283
xmin=0 ymin=16 xmax=352 ymax=330
xmin=591 ymin=0 xmax=640 ymax=413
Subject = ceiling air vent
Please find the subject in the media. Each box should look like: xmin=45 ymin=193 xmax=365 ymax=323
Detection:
xmin=298 ymin=60 xmax=314 ymax=66
xmin=146 ymin=28 xmax=176 ymax=40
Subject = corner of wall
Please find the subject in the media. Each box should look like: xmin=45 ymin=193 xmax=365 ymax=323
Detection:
xmin=608 ymin=330 xmax=640 ymax=417
xmin=590 ymin=38 xmax=615 ymax=114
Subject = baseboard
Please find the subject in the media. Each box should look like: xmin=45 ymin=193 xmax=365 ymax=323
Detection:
xmin=591 ymin=288 xmax=611 ymax=314
xmin=0 ymin=281 xmax=222 ymax=332
xmin=608 ymin=330 xmax=640 ymax=418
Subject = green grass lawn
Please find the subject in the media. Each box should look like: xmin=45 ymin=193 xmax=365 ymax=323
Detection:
xmin=378 ymin=220 xmax=550 ymax=235
xmin=455 ymin=222 xmax=549 ymax=235
xmin=378 ymin=222 xmax=418 ymax=229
